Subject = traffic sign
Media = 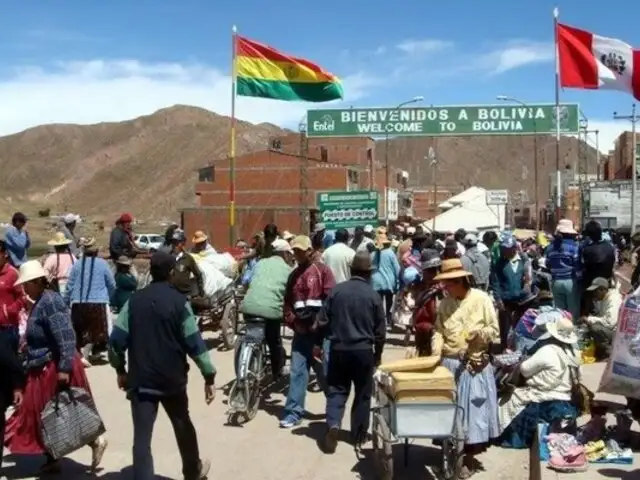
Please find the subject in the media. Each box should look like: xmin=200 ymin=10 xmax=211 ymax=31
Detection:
xmin=307 ymin=103 xmax=579 ymax=137
xmin=486 ymin=189 xmax=509 ymax=205
xmin=317 ymin=190 xmax=379 ymax=230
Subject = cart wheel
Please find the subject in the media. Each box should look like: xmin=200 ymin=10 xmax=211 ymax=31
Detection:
xmin=441 ymin=438 xmax=464 ymax=480
xmin=220 ymin=301 xmax=238 ymax=350
xmin=372 ymin=413 xmax=393 ymax=480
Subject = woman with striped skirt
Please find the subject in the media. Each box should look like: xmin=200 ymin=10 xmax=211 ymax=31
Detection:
xmin=431 ymin=259 xmax=501 ymax=479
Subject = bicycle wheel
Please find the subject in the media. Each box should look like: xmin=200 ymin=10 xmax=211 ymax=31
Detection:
xmin=243 ymin=345 xmax=263 ymax=422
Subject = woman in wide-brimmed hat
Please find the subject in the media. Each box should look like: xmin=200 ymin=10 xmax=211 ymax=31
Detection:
xmin=499 ymin=317 xmax=581 ymax=451
xmin=370 ymin=233 xmax=400 ymax=330
xmin=42 ymin=232 xmax=76 ymax=295
xmin=431 ymin=258 xmax=500 ymax=478
xmin=4 ymin=260 xmax=107 ymax=474
xmin=63 ymin=237 xmax=116 ymax=367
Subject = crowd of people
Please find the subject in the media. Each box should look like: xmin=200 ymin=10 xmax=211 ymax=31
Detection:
xmin=0 ymin=210 xmax=635 ymax=479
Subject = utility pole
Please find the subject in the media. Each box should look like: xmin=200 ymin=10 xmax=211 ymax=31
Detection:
xmin=298 ymin=118 xmax=310 ymax=234
xmin=385 ymin=96 xmax=424 ymax=227
xmin=428 ymin=146 xmax=438 ymax=231
xmin=613 ymin=104 xmax=640 ymax=234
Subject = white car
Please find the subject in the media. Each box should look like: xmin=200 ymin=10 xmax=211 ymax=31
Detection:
xmin=134 ymin=233 xmax=164 ymax=252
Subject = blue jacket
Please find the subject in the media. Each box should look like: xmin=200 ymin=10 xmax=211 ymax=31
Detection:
xmin=371 ymin=248 xmax=401 ymax=293
xmin=63 ymin=256 xmax=116 ymax=305
xmin=3 ymin=225 xmax=30 ymax=266
xmin=545 ymin=238 xmax=582 ymax=280
xmin=491 ymin=254 xmax=530 ymax=302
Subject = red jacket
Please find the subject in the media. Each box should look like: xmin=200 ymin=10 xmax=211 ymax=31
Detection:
xmin=0 ymin=263 xmax=24 ymax=328
xmin=284 ymin=260 xmax=335 ymax=330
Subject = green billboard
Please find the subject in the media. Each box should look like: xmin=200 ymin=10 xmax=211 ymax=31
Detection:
xmin=307 ymin=103 xmax=579 ymax=137
xmin=317 ymin=190 xmax=378 ymax=230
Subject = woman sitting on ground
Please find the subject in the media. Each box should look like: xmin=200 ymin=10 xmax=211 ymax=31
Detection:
xmin=499 ymin=317 xmax=581 ymax=449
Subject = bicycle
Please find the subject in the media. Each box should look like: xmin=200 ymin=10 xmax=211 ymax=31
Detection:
xmin=226 ymin=318 xmax=269 ymax=424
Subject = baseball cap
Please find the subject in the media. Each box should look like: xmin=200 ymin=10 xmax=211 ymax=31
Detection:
xmin=63 ymin=213 xmax=80 ymax=224
xmin=272 ymin=238 xmax=292 ymax=253
xmin=406 ymin=226 xmax=416 ymax=235
xmin=586 ymin=277 xmax=609 ymax=291
xmin=500 ymin=235 xmax=517 ymax=248
xmin=363 ymin=224 xmax=374 ymax=234
xmin=290 ymin=235 xmax=312 ymax=251
xmin=312 ymin=223 xmax=326 ymax=234
xmin=171 ymin=228 xmax=186 ymax=242
xmin=463 ymin=233 xmax=478 ymax=246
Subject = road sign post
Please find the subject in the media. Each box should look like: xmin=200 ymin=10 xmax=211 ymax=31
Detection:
xmin=317 ymin=190 xmax=379 ymax=230
xmin=486 ymin=189 xmax=509 ymax=228
xmin=307 ymin=104 xmax=579 ymax=138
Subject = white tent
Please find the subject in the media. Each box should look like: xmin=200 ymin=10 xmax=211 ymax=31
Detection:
xmin=423 ymin=186 xmax=506 ymax=233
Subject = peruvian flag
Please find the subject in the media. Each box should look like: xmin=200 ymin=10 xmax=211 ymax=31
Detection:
xmin=557 ymin=23 xmax=640 ymax=100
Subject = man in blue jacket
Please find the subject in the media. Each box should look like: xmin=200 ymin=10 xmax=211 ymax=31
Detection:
xmin=3 ymin=212 xmax=30 ymax=267
xmin=491 ymin=235 xmax=532 ymax=350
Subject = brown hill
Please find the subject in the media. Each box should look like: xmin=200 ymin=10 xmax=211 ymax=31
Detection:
xmin=386 ymin=134 xmax=600 ymax=204
xmin=0 ymin=105 xmax=288 ymax=222
xmin=0 ymin=105 xmax=599 ymax=225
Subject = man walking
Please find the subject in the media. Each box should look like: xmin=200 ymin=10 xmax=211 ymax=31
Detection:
xmin=108 ymin=251 xmax=215 ymax=480
xmin=460 ymin=233 xmax=490 ymax=290
xmin=280 ymin=235 xmax=335 ymax=428
xmin=320 ymin=252 xmax=386 ymax=452
xmin=322 ymin=228 xmax=355 ymax=284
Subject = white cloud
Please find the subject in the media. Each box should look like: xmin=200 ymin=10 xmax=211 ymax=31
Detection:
xmin=0 ymin=59 xmax=374 ymax=136
xmin=396 ymin=39 xmax=454 ymax=55
xmin=480 ymin=41 xmax=553 ymax=74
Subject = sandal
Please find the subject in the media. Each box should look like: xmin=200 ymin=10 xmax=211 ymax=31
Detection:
xmin=458 ymin=465 xmax=477 ymax=479
xmin=91 ymin=436 xmax=108 ymax=471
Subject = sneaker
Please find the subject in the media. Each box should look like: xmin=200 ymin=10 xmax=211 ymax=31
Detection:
xmin=279 ymin=414 xmax=301 ymax=429
xmin=323 ymin=427 xmax=339 ymax=454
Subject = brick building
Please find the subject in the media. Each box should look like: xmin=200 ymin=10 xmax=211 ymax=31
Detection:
xmin=181 ymin=134 xmax=413 ymax=248
xmin=409 ymin=186 xmax=463 ymax=220
xmin=604 ymin=131 xmax=635 ymax=180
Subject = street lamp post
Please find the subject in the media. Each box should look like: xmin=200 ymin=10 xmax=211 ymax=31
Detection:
xmin=497 ymin=95 xmax=540 ymax=231
xmin=385 ymin=96 xmax=424 ymax=225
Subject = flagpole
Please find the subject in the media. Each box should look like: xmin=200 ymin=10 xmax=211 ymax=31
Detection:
xmin=553 ymin=7 xmax=562 ymax=225
xmin=229 ymin=25 xmax=238 ymax=247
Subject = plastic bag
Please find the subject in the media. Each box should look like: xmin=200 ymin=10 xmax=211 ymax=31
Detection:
xmin=598 ymin=286 xmax=640 ymax=398
xmin=198 ymin=261 xmax=233 ymax=298
xmin=200 ymin=253 xmax=238 ymax=279
xmin=581 ymin=339 xmax=596 ymax=365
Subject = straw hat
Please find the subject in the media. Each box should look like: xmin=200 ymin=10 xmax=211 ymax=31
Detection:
xmin=556 ymin=218 xmax=577 ymax=235
xmin=192 ymin=230 xmax=208 ymax=244
xmin=540 ymin=317 xmax=578 ymax=345
xmin=47 ymin=232 xmax=72 ymax=247
xmin=15 ymin=260 xmax=47 ymax=285
xmin=80 ymin=236 xmax=98 ymax=252
xmin=116 ymin=256 xmax=133 ymax=266
xmin=433 ymin=259 xmax=472 ymax=281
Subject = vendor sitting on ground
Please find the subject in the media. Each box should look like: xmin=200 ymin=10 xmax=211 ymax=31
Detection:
xmin=579 ymin=277 xmax=622 ymax=359
xmin=499 ymin=317 xmax=581 ymax=449
xmin=507 ymin=288 xmax=561 ymax=354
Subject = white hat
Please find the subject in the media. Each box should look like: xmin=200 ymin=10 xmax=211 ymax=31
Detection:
xmin=282 ymin=230 xmax=295 ymax=241
xmin=555 ymin=219 xmax=577 ymax=235
xmin=363 ymin=224 xmax=374 ymax=233
xmin=15 ymin=260 xmax=48 ymax=285
xmin=63 ymin=213 xmax=79 ymax=224
xmin=406 ymin=226 xmax=416 ymax=235
xmin=272 ymin=238 xmax=293 ymax=253
xmin=540 ymin=317 xmax=578 ymax=345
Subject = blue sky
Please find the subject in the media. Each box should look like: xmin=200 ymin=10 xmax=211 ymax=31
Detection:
xmin=0 ymin=0 xmax=637 ymax=152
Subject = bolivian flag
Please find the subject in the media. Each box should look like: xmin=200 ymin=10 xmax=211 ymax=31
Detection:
xmin=235 ymin=35 xmax=344 ymax=103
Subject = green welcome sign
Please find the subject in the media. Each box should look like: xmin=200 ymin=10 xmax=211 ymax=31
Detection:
xmin=307 ymin=104 xmax=580 ymax=137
